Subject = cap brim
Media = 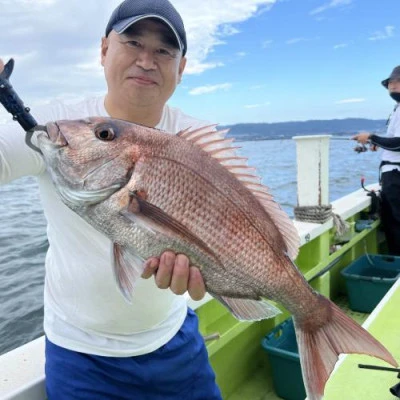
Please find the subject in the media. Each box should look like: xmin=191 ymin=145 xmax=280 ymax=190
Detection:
xmin=112 ymin=14 xmax=183 ymax=53
xmin=382 ymin=78 xmax=389 ymax=88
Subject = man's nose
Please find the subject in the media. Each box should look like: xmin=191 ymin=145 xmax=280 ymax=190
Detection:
xmin=135 ymin=49 xmax=156 ymax=70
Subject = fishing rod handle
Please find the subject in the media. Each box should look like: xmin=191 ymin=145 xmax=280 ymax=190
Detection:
xmin=0 ymin=58 xmax=37 ymax=132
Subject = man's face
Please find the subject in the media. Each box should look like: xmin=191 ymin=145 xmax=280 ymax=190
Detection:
xmin=388 ymin=78 xmax=400 ymax=93
xmin=101 ymin=18 xmax=186 ymax=109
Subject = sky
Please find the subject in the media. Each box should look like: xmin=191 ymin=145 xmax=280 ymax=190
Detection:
xmin=0 ymin=0 xmax=399 ymax=125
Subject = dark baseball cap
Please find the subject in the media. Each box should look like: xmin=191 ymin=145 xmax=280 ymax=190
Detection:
xmin=105 ymin=0 xmax=187 ymax=56
xmin=381 ymin=66 xmax=400 ymax=88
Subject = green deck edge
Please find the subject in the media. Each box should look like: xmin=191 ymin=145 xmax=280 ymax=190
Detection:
xmin=324 ymin=283 xmax=400 ymax=400
xmin=224 ymin=296 xmax=371 ymax=400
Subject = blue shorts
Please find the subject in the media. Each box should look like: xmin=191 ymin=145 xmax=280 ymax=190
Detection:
xmin=45 ymin=308 xmax=222 ymax=400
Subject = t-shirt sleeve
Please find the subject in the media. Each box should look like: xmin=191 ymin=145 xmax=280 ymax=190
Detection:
xmin=170 ymin=107 xmax=217 ymax=133
xmin=0 ymin=122 xmax=46 ymax=184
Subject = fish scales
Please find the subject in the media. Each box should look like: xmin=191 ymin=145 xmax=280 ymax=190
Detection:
xmin=129 ymin=143 xmax=290 ymax=299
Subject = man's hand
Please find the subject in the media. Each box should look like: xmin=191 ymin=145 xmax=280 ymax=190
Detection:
xmin=142 ymin=251 xmax=206 ymax=301
xmin=351 ymin=132 xmax=371 ymax=145
xmin=0 ymin=59 xmax=4 ymax=74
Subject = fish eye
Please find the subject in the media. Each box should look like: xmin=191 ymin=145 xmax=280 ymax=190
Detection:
xmin=94 ymin=125 xmax=116 ymax=141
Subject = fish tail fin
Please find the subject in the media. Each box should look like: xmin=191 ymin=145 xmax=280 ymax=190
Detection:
xmin=293 ymin=295 xmax=397 ymax=400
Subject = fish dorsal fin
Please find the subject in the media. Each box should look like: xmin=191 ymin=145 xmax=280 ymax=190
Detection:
xmin=178 ymin=126 xmax=300 ymax=259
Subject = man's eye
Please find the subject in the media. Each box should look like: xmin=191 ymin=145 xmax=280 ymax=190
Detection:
xmin=127 ymin=40 xmax=141 ymax=47
xmin=157 ymin=48 xmax=175 ymax=57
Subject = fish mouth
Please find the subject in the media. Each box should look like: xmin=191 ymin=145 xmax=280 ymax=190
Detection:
xmin=45 ymin=122 xmax=68 ymax=147
xmin=32 ymin=122 xmax=68 ymax=150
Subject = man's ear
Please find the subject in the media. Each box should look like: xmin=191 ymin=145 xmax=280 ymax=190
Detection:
xmin=178 ymin=57 xmax=186 ymax=83
xmin=101 ymin=37 xmax=108 ymax=66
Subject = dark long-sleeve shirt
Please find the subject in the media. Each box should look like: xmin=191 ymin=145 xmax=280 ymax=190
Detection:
xmin=370 ymin=134 xmax=400 ymax=152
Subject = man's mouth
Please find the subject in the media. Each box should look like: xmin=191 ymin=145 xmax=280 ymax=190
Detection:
xmin=129 ymin=76 xmax=157 ymax=86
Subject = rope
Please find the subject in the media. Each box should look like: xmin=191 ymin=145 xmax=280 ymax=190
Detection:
xmin=332 ymin=213 xmax=349 ymax=237
xmin=293 ymin=205 xmax=332 ymax=224
xmin=294 ymin=204 xmax=350 ymax=238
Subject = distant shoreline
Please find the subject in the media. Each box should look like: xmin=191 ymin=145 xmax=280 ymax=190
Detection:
xmin=220 ymin=118 xmax=386 ymax=142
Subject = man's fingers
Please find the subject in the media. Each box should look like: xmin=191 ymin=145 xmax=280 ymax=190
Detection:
xmin=0 ymin=59 xmax=4 ymax=74
xmin=141 ymin=257 xmax=160 ymax=279
xmin=187 ymin=266 xmax=206 ymax=301
xmin=170 ymin=254 xmax=190 ymax=295
xmin=155 ymin=251 xmax=175 ymax=289
xmin=142 ymin=252 xmax=206 ymax=301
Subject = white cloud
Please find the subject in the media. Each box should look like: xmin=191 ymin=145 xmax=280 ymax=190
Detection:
xmin=219 ymin=25 xmax=241 ymax=36
xmin=250 ymin=84 xmax=267 ymax=90
xmin=185 ymin=62 xmax=225 ymax=75
xmin=2 ymin=0 xmax=57 ymax=6
xmin=335 ymin=98 xmax=366 ymax=104
xmin=0 ymin=0 xmax=277 ymax=107
xmin=236 ymin=52 xmax=247 ymax=57
xmin=189 ymin=83 xmax=232 ymax=96
xmin=310 ymin=0 xmax=352 ymax=15
xmin=262 ymin=39 xmax=273 ymax=48
xmin=2 ymin=51 xmax=38 ymax=65
xmin=333 ymin=43 xmax=348 ymax=49
xmin=369 ymin=26 xmax=395 ymax=41
xmin=286 ymin=37 xmax=306 ymax=45
xmin=175 ymin=0 xmax=276 ymax=74
xmin=245 ymin=102 xmax=270 ymax=108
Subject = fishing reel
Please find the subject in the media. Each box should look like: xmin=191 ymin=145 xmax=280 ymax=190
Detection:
xmin=354 ymin=141 xmax=378 ymax=153
xmin=360 ymin=176 xmax=381 ymax=220
xmin=354 ymin=144 xmax=368 ymax=153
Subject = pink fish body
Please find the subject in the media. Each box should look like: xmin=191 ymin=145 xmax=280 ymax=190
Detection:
xmin=37 ymin=117 xmax=398 ymax=400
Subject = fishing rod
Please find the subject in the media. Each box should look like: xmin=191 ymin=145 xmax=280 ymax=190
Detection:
xmin=358 ymin=364 xmax=400 ymax=375
xmin=330 ymin=136 xmax=352 ymax=140
xmin=0 ymin=58 xmax=43 ymax=153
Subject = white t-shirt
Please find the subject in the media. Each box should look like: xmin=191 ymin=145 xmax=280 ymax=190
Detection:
xmin=0 ymin=95 xmax=210 ymax=356
xmin=381 ymin=104 xmax=400 ymax=173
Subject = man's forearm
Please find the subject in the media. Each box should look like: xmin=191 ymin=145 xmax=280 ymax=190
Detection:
xmin=370 ymin=134 xmax=400 ymax=151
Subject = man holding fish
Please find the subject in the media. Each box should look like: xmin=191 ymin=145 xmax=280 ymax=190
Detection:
xmin=0 ymin=1 xmax=398 ymax=400
xmin=0 ymin=0 xmax=222 ymax=399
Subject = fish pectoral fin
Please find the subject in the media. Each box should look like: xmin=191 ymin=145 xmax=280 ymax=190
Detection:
xmin=128 ymin=192 xmax=198 ymax=242
xmin=126 ymin=192 xmax=219 ymax=262
xmin=113 ymin=244 xmax=145 ymax=303
xmin=212 ymin=295 xmax=281 ymax=321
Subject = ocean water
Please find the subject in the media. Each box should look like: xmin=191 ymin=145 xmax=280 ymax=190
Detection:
xmin=0 ymin=137 xmax=380 ymax=355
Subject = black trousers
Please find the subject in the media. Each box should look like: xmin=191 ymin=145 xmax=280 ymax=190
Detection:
xmin=381 ymin=169 xmax=400 ymax=256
